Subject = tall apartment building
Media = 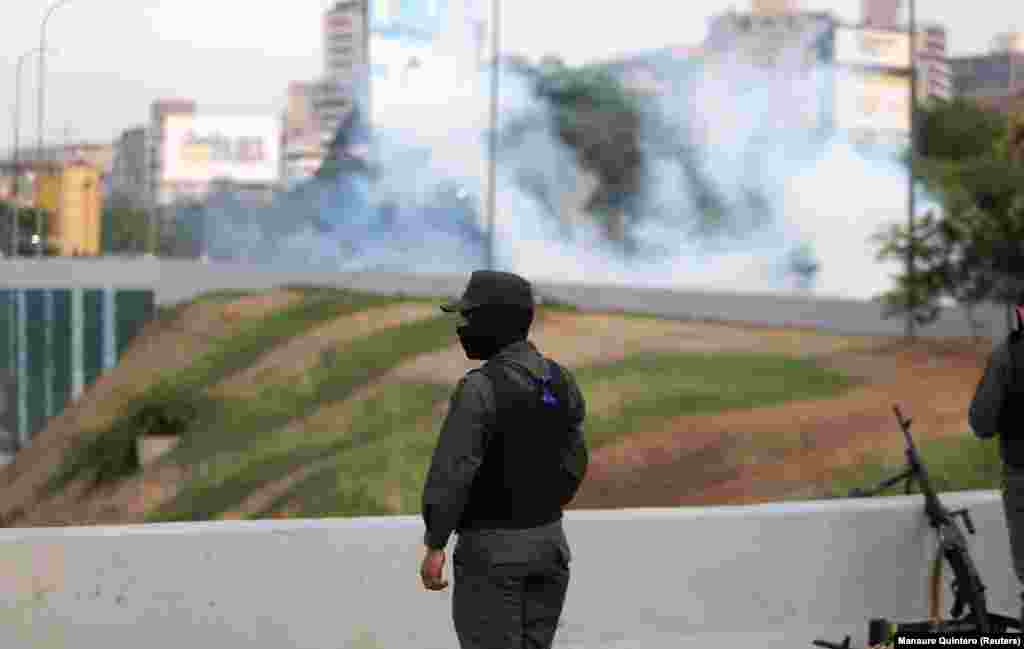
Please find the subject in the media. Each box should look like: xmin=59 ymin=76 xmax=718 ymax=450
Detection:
xmin=915 ymin=23 xmax=953 ymax=104
xmin=855 ymin=0 xmax=952 ymax=104
xmin=320 ymin=1 xmax=369 ymax=150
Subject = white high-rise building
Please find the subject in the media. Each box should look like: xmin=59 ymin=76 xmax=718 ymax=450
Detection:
xmin=320 ymin=1 xmax=369 ymax=148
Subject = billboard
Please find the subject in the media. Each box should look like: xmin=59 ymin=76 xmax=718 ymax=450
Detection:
xmin=834 ymin=70 xmax=910 ymax=133
xmin=162 ymin=115 xmax=280 ymax=185
xmin=834 ymin=27 xmax=910 ymax=69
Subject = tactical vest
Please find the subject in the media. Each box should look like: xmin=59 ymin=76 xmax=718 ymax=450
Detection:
xmin=999 ymin=332 xmax=1024 ymax=467
xmin=457 ymin=358 xmax=576 ymax=532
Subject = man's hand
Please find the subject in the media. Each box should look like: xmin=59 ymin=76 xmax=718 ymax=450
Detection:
xmin=420 ymin=547 xmax=449 ymax=591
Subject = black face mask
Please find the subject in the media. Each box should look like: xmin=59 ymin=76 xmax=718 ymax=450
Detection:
xmin=455 ymin=308 xmax=529 ymax=361
xmin=456 ymin=325 xmax=504 ymax=360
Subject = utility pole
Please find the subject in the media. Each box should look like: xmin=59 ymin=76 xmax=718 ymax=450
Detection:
xmin=11 ymin=50 xmax=43 ymax=257
xmin=37 ymin=0 xmax=72 ymax=430
xmin=485 ymin=0 xmax=500 ymax=271
xmin=905 ymin=0 xmax=918 ymax=340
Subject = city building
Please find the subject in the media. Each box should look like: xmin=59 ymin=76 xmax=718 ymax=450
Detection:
xmin=833 ymin=23 xmax=912 ymax=146
xmin=861 ymin=0 xmax=900 ymax=30
xmin=916 ymin=23 xmax=953 ymax=104
xmin=950 ymin=49 xmax=1024 ymax=103
xmin=704 ymin=9 xmax=837 ymax=69
xmin=852 ymin=0 xmax=953 ymax=104
xmin=320 ymin=1 xmax=370 ymax=150
xmin=34 ymin=161 xmax=103 ymax=256
xmin=5 ymin=142 xmax=116 ymax=199
xmin=110 ymin=126 xmax=148 ymax=208
xmin=752 ymin=0 xmax=800 ymax=15
xmin=992 ymin=31 xmax=1024 ymax=54
xmin=703 ymin=8 xmax=837 ymax=133
xmin=280 ymin=81 xmax=325 ymax=187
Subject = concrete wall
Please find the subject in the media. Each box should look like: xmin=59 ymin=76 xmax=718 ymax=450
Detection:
xmin=0 ymin=258 xmax=1015 ymax=342
xmin=0 ymin=491 xmax=1018 ymax=648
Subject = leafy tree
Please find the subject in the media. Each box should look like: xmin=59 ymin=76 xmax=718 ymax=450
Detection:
xmin=915 ymin=97 xmax=1007 ymax=161
xmin=103 ymin=204 xmax=150 ymax=253
xmin=0 ymin=201 xmax=58 ymax=256
xmin=873 ymin=97 xmax=1024 ymax=337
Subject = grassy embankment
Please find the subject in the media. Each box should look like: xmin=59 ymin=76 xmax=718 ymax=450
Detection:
xmin=824 ymin=434 xmax=1003 ymax=498
xmin=159 ymin=350 xmax=862 ymax=521
xmin=47 ymin=286 xmax=876 ymax=522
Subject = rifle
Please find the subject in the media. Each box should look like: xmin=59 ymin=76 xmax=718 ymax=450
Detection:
xmin=812 ymin=405 xmax=1020 ymax=648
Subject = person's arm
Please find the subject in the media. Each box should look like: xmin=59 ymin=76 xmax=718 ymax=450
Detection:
xmin=421 ymin=372 xmax=492 ymax=550
xmin=968 ymin=339 xmax=1012 ymax=440
xmin=561 ymin=370 xmax=588 ymax=504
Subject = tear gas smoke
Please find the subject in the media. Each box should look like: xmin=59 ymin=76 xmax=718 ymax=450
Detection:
xmin=183 ymin=18 xmax=935 ymax=302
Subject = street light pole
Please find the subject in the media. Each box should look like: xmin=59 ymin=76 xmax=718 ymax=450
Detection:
xmin=36 ymin=0 xmax=72 ymax=430
xmin=906 ymin=0 xmax=918 ymax=340
xmin=485 ymin=0 xmax=500 ymax=271
xmin=11 ymin=52 xmax=37 ymax=256
xmin=37 ymin=0 xmax=73 ymax=258
xmin=10 ymin=48 xmax=54 ymax=257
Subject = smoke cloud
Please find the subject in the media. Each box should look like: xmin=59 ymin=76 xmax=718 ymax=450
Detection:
xmin=183 ymin=17 xmax=934 ymax=302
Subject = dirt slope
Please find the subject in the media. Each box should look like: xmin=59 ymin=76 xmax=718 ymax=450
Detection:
xmin=571 ymin=338 xmax=993 ymax=509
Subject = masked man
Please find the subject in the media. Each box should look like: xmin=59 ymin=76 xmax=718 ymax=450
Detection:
xmin=420 ymin=270 xmax=588 ymax=649
xmin=969 ymin=294 xmax=1024 ymax=624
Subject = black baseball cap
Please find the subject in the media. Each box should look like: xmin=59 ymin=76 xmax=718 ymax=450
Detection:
xmin=441 ymin=271 xmax=535 ymax=313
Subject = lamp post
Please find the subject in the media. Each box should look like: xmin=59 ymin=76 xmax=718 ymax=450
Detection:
xmin=485 ymin=0 xmax=500 ymax=271
xmin=10 ymin=47 xmax=53 ymax=257
xmin=10 ymin=49 xmax=39 ymax=254
xmin=906 ymin=0 xmax=918 ymax=339
xmin=36 ymin=0 xmax=73 ymax=259
xmin=36 ymin=0 xmax=73 ymax=429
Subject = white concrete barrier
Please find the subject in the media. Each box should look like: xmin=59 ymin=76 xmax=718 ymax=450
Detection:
xmin=0 ymin=491 xmax=1018 ymax=648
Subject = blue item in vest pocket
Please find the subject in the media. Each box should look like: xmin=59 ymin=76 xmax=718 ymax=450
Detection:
xmin=539 ymin=375 xmax=558 ymax=407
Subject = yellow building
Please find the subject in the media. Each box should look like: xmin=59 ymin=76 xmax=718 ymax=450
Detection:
xmin=34 ymin=161 xmax=102 ymax=256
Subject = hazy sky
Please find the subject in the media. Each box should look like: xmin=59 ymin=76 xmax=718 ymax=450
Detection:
xmin=0 ymin=0 xmax=1019 ymax=151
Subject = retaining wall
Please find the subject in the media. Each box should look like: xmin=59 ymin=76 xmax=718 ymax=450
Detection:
xmin=0 ymin=258 xmax=1016 ymax=341
xmin=0 ymin=491 xmax=1018 ymax=648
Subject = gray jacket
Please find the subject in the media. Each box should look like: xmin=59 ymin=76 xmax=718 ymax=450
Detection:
xmin=421 ymin=340 xmax=588 ymax=550
xmin=969 ymin=333 xmax=1021 ymax=440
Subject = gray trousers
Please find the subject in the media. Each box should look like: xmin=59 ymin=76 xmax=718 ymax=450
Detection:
xmin=451 ymin=520 xmax=571 ymax=649
xmin=1003 ymin=465 xmax=1024 ymax=593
